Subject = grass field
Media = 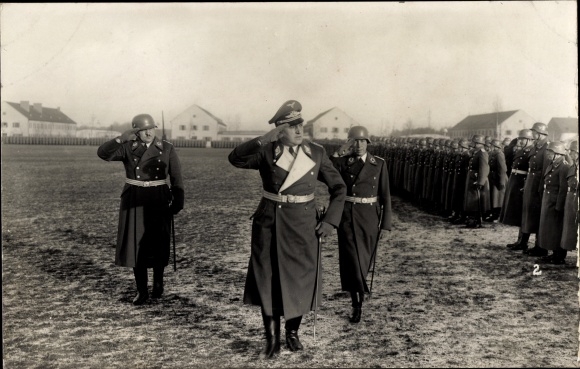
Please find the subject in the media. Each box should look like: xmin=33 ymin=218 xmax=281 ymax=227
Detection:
xmin=2 ymin=144 xmax=579 ymax=368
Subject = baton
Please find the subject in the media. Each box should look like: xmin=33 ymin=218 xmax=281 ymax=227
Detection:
xmin=368 ymin=205 xmax=383 ymax=299
xmin=313 ymin=206 xmax=326 ymax=341
xmin=172 ymin=214 xmax=176 ymax=272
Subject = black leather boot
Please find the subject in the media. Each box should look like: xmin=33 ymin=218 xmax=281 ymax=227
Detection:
xmin=525 ymin=239 xmax=547 ymax=256
xmin=349 ymin=291 xmax=363 ymax=323
xmin=152 ymin=266 xmax=164 ymax=298
xmin=507 ymin=231 xmax=529 ymax=250
xmin=285 ymin=316 xmax=303 ymax=351
xmin=259 ymin=312 xmax=280 ymax=359
xmin=132 ymin=267 xmax=149 ymax=305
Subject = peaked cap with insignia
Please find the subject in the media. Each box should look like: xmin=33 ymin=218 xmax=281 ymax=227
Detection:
xmin=268 ymin=100 xmax=304 ymax=127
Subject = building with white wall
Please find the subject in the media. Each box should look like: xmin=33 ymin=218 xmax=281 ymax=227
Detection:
xmin=1 ymin=101 xmax=77 ymax=137
xmin=448 ymin=110 xmax=536 ymax=140
xmin=169 ymin=104 xmax=227 ymax=141
xmin=303 ymin=107 xmax=359 ymax=141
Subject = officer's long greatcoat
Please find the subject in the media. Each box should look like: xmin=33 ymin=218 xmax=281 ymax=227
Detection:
xmin=463 ymin=147 xmax=490 ymax=213
xmin=488 ymin=149 xmax=508 ymax=209
xmin=451 ymin=150 xmax=471 ymax=214
xmin=228 ymin=138 xmax=346 ymax=320
xmin=499 ymin=146 xmax=531 ymax=226
xmin=98 ymin=137 xmax=184 ymax=268
xmin=521 ymin=140 xmax=550 ymax=234
xmin=560 ymin=163 xmax=578 ymax=251
xmin=330 ymin=153 xmax=393 ymax=294
xmin=537 ymin=157 xmax=570 ymax=250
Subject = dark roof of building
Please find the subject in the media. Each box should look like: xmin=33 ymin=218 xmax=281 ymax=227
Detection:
xmin=6 ymin=101 xmax=77 ymax=124
xmin=195 ymin=105 xmax=227 ymax=127
xmin=548 ymin=117 xmax=578 ymax=132
xmin=450 ymin=110 xmax=519 ymax=131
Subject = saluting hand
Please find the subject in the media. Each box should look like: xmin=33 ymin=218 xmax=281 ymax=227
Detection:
xmin=335 ymin=140 xmax=354 ymax=157
xmin=119 ymin=128 xmax=141 ymax=143
xmin=259 ymin=123 xmax=290 ymax=144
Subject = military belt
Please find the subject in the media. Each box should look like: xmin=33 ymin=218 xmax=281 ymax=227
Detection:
xmin=126 ymin=178 xmax=170 ymax=187
xmin=263 ymin=191 xmax=314 ymax=203
xmin=511 ymin=169 xmax=527 ymax=175
xmin=345 ymin=196 xmax=378 ymax=204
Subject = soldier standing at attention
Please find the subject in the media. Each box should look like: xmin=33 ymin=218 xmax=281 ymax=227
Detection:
xmin=228 ymin=100 xmax=346 ymax=359
xmin=560 ymin=141 xmax=578 ymax=262
xmin=521 ymin=122 xmax=551 ymax=257
xmin=330 ymin=126 xmax=392 ymax=323
xmin=97 ymin=114 xmax=184 ymax=305
xmin=502 ymin=129 xmax=534 ymax=251
xmin=463 ymin=135 xmax=490 ymax=229
xmin=485 ymin=139 xmax=508 ymax=222
xmin=536 ymin=141 xmax=570 ymax=264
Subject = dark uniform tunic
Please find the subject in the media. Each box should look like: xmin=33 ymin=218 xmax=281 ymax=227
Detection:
xmin=538 ymin=157 xmax=569 ymax=250
xmin=499 ymin=146 xmax=532 ymax=226
xmin=451 ymin=150 xmax=471 ymax=215
xmin=97 ymin=137 xmax=184 ymax=268
xmin=521 ymin=140 xmax=550 ymax=234
xmin=488 ymin=150 xmax=508 ymax=209
xmin=228 ymin=138 xmax=346 ymax=319
xmin=561 ymin=163 xmax=578 ymax=251
xmin=330 ymin=153 xmax=393 ymax=294
xmin=463 ymin=147 xmax=490 ymax=214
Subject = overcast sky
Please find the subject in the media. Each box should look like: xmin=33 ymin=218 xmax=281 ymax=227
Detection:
xmin=1 ymin=2 xmax=577 ymax=134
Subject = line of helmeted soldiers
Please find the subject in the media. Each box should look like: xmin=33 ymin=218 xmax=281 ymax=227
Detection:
xmin=371 ymin=122 xmax=578 ymax=265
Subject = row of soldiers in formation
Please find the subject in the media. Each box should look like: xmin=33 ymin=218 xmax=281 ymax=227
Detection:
xmin=367 ymin=122 xmax=578 ymax=265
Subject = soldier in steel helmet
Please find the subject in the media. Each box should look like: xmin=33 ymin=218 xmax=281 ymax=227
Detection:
xmin=501 ymin=129 xmax=534 ymax=251
xmin=536 ymin=141 xmax=571 ymax=264
xmin=330 ymin=126 xmax=393 ymax=323
xmin=484 ymin=138 xmax=508 ymax=222
xmin=463 ymin=134 xmax=490 ymax=228
xmin=97 ymin=114 xmax=184 ymax=305
xmin=520 ymin=122 xmax=551 ymax=256
xmin=228 ymin=100 xmax=346 ymax=359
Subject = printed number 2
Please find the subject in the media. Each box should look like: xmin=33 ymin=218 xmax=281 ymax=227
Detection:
xmin=533 ymin=264 xmax=542 ymax=276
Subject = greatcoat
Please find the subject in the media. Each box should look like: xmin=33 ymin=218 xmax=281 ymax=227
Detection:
xmin=488 ymin=150 xmax=508 ymax=209
xmin=521 ymin=140 xmax=550 ymax=234
xmin=228 ymin=138 xmax=346 ymax=319
xmin=463 ymin=147 xmax=490 ymax=213
xmin=451 ymin=150 xmax=471 ymax=214
xmin=330 ymin=153 xmax=393 ymax=294
xmin=97 ymin=137 xmax=184 ymax=268
xmin=537 ymin=156 xmax=570 ymax=250
xmin=560 ymin=163 xmax=578 ymax=251
xmin=499 ymin=146 xmax=532 ymax=226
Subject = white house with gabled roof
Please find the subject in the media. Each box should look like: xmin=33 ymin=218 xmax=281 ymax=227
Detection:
xmin=169 ymin=104 xmax=227 ymax=141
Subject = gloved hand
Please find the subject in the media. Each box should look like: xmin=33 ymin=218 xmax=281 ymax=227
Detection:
xmin=315 ymin=221 xmax=334 ymax=238
xmin=335 ymin=140 xmax=354 ymax=157
xmin=119 ymin=128 xmax=140 ymax=143
xmin=170 ymin=187 xmax=184 ymax=215
xmin=497 ymin=183 xmax=505 ymax=190
xmin=259 ymin=123 xmax=290 ymax=144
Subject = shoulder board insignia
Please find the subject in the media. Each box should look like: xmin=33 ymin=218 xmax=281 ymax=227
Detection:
xmin=373 ymin=155 xmax=385 ymax=161
xmin=309 ymin=141 xmax=323 ymax=148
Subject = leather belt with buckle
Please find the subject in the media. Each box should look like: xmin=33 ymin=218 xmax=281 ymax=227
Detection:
xmin=345 ymin=196 xmax=378 ymax=204
xmin=262 ymin=191 xmax=314 ymax=203
xmin=125 ymin=178 xmax=170 ymax=187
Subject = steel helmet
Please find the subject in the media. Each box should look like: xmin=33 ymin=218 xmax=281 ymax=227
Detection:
xmin=471 ymin=134 xmax=485 ymax=145
xmin=518 ymin=129 xmax=534 ymax=140
xmin=491 ymin=139 xmax=502 ymax=149
xmin=569 ymin=140 xmax=578 ymax=153
xmin=547 ymin=141 xmax=567 ymax=155
xmin=426 ymin=137 xmax=434 ymax=145
xmin=502 ymin=137 xmax=512 ymax=146
xmin=419 ymin=138 xmax=427 ymax=147
xmin=484 ymin=136 xmax=493 ymax=145
xmin=531 ymin=122 xmax=548 ymax=135
xmin=348 ymin=126 xmax=371 ymax=143
xmin=132 ymin=114 xmax=157 ymax=130
xmin=450 ymin=139 xmax=459 ymax=149
xmin=459 ymin=138 xmax=470 ymax=149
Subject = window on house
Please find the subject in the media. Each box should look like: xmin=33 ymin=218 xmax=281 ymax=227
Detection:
xmin=332 ymin=127 xmax=339 ymax=133
xmin=13 ymin=122 xmax=20 ymax=128
xmin=344 ymin=128 xmax=349 ymax=133
xmin=320 ymin=127 xmax=328 ymax=133
xmin=191 ymin=136 xmax=197 ymax=140
xmin=2 ymin=122 xmax=8 ymax=127
xmin=179 ymin=125 xmax=186 ymax=130
xmin=505 ymin=130 xmax=512 ymax=135
xmin=192 ymin=114 xmax=197 ymax=118
xmin=204 ymin=137 xmax=212 ymax=141
xmin=222 ymin=137 xmax=231 ymax=141
xmin=203 ymin=125 xmax=209 ymax=131
xmin=192 ymin=125 xmax=197 ymax=130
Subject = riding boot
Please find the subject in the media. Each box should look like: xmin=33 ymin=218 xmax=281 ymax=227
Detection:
xmin=508 ymin=230 xmax=529 ymax=250
xmin=259 ymin=311 xmax=280 ymax=359
xmin=525 ymin=237 xmax=548 ymax=256
xmin=552 ymin=248 xmax=568 ymax=265
xmin=349 ymin=291 xmax=363 ymax=323
xmin=132 ymin=267 xmax=149 ymax=305
xmin=285 ymin=316 xmax=304 ymax=351
xmin=152 ymin=266 xmax=164 ymax=298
